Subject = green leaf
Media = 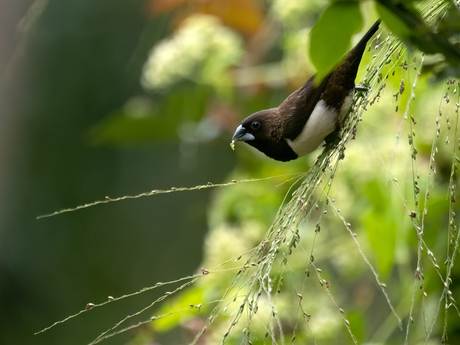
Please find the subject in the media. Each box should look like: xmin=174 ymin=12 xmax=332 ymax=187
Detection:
xmin=309 ymin=1 xmax=363 ymax=82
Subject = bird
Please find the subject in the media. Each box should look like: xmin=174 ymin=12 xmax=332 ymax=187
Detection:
xmin=231 ymin=20 xmax=381 ymax=162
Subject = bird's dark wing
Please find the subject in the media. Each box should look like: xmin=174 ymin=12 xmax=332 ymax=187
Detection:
xmin=280 ymin=74 xmax=332 ymax=140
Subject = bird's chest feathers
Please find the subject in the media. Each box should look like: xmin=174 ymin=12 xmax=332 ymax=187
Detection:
xmin=286 ymin=98 xmax=347 ymax=157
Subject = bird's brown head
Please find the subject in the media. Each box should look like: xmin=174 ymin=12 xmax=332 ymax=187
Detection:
xmin=232 ymin=109 xmax=298 ymax=162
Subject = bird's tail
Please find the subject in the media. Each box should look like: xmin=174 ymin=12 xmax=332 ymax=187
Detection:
xmin=356 ymin=20 xmax=381 ymax=52
xmin=349 ymin=19 xmax=381 ymax=67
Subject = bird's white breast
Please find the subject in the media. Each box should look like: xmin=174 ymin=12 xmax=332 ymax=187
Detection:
xmin=286 ymin=94 xmax=352 ymax=157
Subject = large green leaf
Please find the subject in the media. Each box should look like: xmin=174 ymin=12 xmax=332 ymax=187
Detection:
xmin=309 ymin=1 xmax=363 ymax=82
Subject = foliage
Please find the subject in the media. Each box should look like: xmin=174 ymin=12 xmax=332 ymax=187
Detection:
xmin=34 ymin=0 xmax=460 ymax=344
xmin=376 ymin=0 xmax=460 ymax=80
xmin=309 ymin=1 xmax=363 ymax=82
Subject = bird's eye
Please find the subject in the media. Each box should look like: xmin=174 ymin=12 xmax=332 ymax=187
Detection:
xmin=251 ymin=121 xmax=260 ymax=130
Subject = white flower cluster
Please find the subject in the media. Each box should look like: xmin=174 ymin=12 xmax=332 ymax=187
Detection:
xmin=142 ymin=14 xmax=243 ymax=90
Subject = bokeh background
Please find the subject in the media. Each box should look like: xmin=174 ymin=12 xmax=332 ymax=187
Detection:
xmin=1 ymin=0 xmax=459 ymax=344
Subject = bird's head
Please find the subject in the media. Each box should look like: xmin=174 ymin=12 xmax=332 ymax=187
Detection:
xmin=232 ymin=109 xmax=273 ymax=147
xmin=231 ymin=109 xmax=298 ymax=162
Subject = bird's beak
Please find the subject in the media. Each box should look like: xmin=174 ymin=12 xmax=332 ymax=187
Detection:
xmin=232 ymin=125 xmax=255 ymax=142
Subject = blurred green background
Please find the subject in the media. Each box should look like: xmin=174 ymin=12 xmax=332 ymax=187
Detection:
xmin=1 ymin=0 xmax=460 ymax=344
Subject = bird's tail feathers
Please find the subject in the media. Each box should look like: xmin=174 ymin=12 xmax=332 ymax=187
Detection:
xmin=342 ymin=18 xmax=381 ymax=82
xmin=356 ymin=20 xmax=380 ymax=52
